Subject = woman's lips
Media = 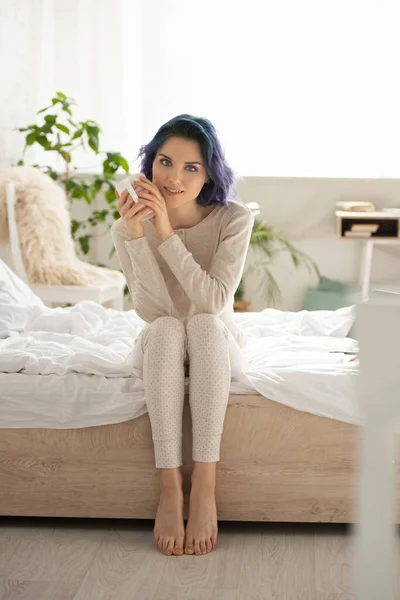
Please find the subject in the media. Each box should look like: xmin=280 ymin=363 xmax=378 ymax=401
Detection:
xmin=164 ymin=187 xmax=183 ymax=195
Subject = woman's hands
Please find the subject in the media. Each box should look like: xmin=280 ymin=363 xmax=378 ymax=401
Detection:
xmin=132 ymin=176 xmax=174 ymax=241
xmin=115 ymin=175 xmax=174 ymax=241
xmin=114 ymin=187 xmax=152 ymax=239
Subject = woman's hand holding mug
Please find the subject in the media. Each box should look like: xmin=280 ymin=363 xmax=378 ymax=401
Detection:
xmin=115 ymin=176 xmax=174 ymax=241
xmin=132 ymin=176 xmax=174 ymax=241
xmin=114 ymin=187 xmax=151 ymax=239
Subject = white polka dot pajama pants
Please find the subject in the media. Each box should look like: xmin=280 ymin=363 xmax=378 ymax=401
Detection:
xmin=131 ymin=314 xmax=244 ymax=469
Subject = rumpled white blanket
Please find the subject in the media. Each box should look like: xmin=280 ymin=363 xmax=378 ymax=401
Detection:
xmin=0 ymin=300 xmax=357 ymax=376
xmin=0 ymin=259 xmax=359 ymax=428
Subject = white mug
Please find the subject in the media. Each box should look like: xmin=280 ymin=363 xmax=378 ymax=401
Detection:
xmin=115 ymin=173 xmax=155 ymax=222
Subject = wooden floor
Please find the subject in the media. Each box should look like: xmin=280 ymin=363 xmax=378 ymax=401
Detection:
xmin=2 ymin=517 xmax=400 ymax=599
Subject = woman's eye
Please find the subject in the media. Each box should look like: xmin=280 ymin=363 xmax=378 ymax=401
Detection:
xmin=160 ymin=159 xmax=197 ymax=172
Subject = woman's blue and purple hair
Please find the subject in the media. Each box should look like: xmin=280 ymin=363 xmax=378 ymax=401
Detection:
xmin=135 ymin=114 xmax=239 ymax=207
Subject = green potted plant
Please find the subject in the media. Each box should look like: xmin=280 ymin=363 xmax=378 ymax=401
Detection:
xmin=233 ymin=217 xmax=320 ymax=311
xmin=15 ymin=91 xmax=129 ymax=259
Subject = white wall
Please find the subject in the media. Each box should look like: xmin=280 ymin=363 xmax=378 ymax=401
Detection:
xmin=236 ymin=177 xmax=400 ymax=311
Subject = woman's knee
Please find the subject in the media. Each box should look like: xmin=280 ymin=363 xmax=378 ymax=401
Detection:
xmin=149 ymin=316 xmax=185 ymax=334
xmin=143 ymin=316 xmax=186 ymax=349
xmin=186 ymin=313 xmax=227 ymax=339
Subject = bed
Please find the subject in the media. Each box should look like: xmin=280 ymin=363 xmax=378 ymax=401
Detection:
xmin=1 ymin=259 xmax=387 ymax=524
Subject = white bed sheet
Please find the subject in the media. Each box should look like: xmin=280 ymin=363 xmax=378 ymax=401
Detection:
xmin=0 ymin=260 xmax=360 ymax=429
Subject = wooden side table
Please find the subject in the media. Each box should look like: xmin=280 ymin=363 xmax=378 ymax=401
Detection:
xmin=335 ymin=210 xmax=400 ymax=301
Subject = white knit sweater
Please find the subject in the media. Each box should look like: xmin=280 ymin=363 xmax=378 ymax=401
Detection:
xmin=110 ymin=198 xmax=254 ymax=349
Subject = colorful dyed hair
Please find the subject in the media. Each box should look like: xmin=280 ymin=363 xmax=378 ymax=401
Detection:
xmin=135 ymin=114 xmax=239 ymax=207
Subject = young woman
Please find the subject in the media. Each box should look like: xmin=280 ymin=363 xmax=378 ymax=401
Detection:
xmin=111 ymin=114 xmax=254 ymax=557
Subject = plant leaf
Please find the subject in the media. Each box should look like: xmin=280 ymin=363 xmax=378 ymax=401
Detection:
xmin=60 ymin=150 xmax=71 ymax=163
xmin=37 ymin=104 xmax=54 ymax=114
xmin=36 ymin=135 xmax=51 ymax=149
xmin=71 ymin=128 xmax=83 ymax=140
xmin=71 ymin=220 xmax=81 ymax=235
xmin=88 ymin=134 xmax=99 ymax=153
xmin=105 ymin=187 xmax=116 ymax=204
xmin=26 ymin=132 xmax=37 ymax=146
xmin=55 ymin=123 xmax=70 ymax=134
xmin=78 ymin=235 xmax=89 ymax=255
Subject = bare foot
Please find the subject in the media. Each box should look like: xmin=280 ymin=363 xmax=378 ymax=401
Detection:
xmin=154 ymin=486 xmax=185 ymax=556
xmin=185 ymin=482 xmax=218 ymax=555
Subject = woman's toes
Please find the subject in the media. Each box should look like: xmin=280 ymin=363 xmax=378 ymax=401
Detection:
xmin=166 ymin=539 xmax=174 ymax=555
xmin=211 ymin=534 xmax=217 ymax=548
xmin=164 ymin=538 xmax=173 ymax=554
xmin=172 ymin=537 xmax=184 ymax=555
xmin=205 ymin=538 xmax=213 ymax=552
xmin=194 ymin=540 xmax=202 ymax=555
xmin=185 ymin=535 xmax=195 ymax=554
xmin=199 ymin=540 xmax=207 ymax=554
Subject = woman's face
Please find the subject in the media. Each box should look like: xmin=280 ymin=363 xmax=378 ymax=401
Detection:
xmin=152 ymin=136 xmax=209 ymax=207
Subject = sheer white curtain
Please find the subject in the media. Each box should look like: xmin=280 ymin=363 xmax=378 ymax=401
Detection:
xmin=125 ymin=0 xmax=400 ymax=178
xmin=2 ymin=0 xmax=400 ymax=177
xmin=1 ymin=0 xmax=140 ymax=172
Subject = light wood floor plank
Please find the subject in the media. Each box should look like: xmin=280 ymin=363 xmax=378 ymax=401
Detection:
xmin=0 ymin=518 xmax=105 ymax=583
xmin=0 ymin=579 xmax=80 ymax=600
xmin=155 ymin=587 xmax=237 ymax=600
xmin=72 ymin=521 xmax=168 ymax=600
xmin=235 ymin=523 xmax=316 ymax=600
xmin=1 ymin=518 xmax=400 ymax=599
xmin=314 ymin=595 xmax=356 ymax=600
xmin=315 ymin=524 xmax=354 ymax=595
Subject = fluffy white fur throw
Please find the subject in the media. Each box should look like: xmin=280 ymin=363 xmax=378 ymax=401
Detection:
xmin=0 ymin=166 xmax=125 ymax=287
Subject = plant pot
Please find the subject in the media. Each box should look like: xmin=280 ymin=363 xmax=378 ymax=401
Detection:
xmin=233 ymin=299 xmax=252 ymax=312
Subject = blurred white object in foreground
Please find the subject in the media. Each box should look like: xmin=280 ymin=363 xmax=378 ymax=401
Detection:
xmin=352 ymin=290 xmax=400 ymax=599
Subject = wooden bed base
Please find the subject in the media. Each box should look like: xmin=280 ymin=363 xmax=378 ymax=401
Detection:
xmin=1 ymin=393 xmax=397 ymax=523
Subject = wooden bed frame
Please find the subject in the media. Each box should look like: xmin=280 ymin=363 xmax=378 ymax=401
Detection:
xmin=1 ymin=391 xmax=397 ymax=523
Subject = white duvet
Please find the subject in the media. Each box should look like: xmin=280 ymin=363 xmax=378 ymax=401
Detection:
xmin=0 ymin=260 xmax=360 ymax=429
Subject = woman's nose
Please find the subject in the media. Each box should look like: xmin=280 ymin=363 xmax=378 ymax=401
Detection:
xmin=168 ymin=176 xmax=183 ymax=186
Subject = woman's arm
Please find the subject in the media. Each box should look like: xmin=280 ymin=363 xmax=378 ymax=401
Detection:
xmin=156 ymin=206 xmax=254 ymax=315
xmin=110 ymin=218 xmax=173 ymax=322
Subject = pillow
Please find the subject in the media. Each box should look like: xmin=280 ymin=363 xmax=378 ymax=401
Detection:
xmin=0 ymin=259 xmax=44 ymax=337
